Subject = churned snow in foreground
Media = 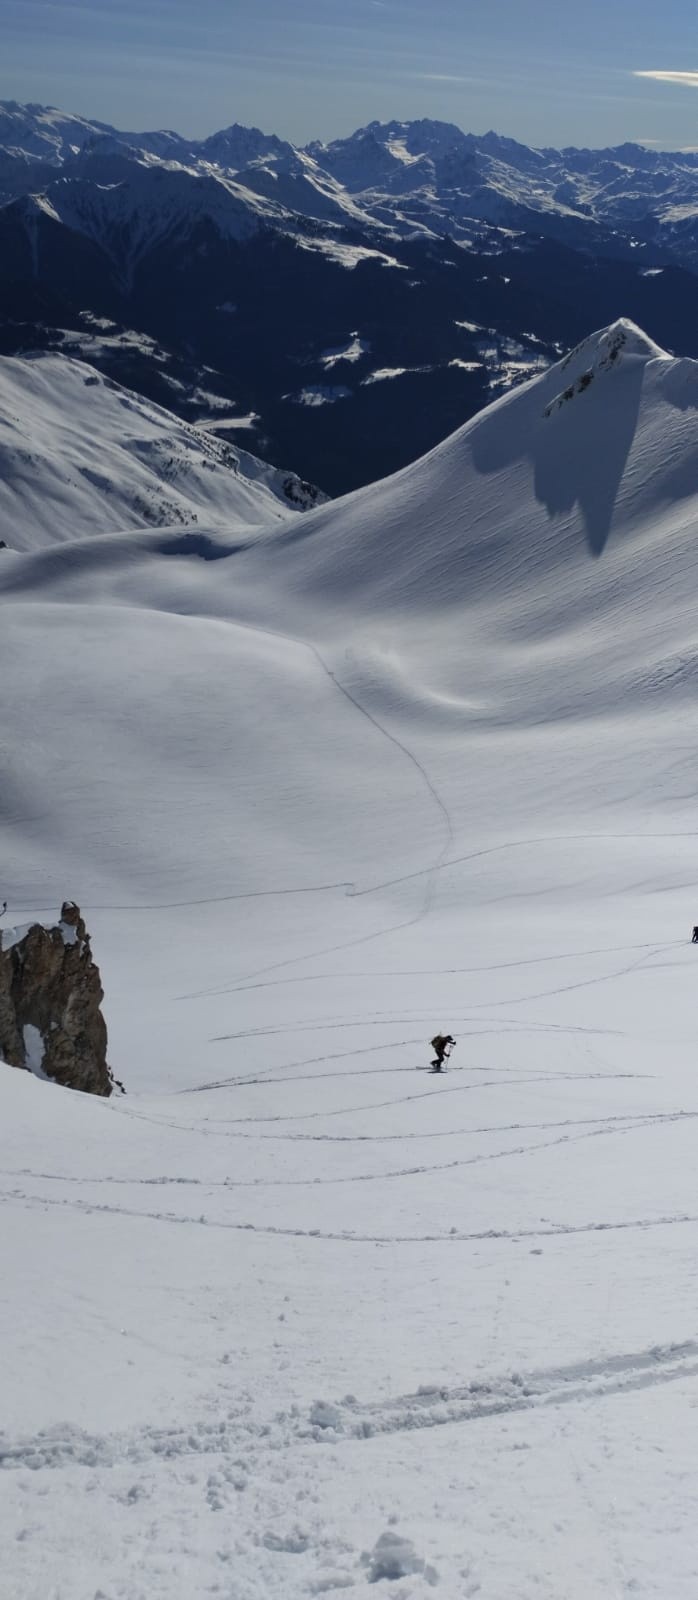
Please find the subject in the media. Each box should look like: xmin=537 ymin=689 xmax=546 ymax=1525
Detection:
xmin=2 ymin=320 xmax=698 ymax=1598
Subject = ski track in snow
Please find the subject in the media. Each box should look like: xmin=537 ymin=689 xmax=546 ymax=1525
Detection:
xmin=2 ymin=1109 xmax=696 ymax=1188
xmin=3 ymin=1339 xmax=698 ymax=1476
xmin=103 ymin=1069 xmax=646 ymax=1140
xmin=168 ymin=863 xmax=690 ymax=1004
xmin=185 ymin=1056 xmax=629 ymax=1096
xmin=167 ymin=629 xmax=457 ymax=1000
xmin=223 ymin=934 xmax=677 ymax=994
xmin=11 ymin=837 xmax=695 ymax=922
xmin=180 ymin=1012 xmax=625 ymax=1094
xmin=206 ymin=1010 xmax=623 ymax=1047
xmin=4 ymin=1180 xmax=698 ymax=1249
xmin=145 ymin=1109 xmax=698 ymax=1145
xmin=184 ymin=1054 xmax=634 ymax=1094
xmin=311 ymin=645 xmax=456 ymax=922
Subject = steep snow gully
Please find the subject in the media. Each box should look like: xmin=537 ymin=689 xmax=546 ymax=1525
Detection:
xmin=2 ymin=320 xmax=698 ymax=1598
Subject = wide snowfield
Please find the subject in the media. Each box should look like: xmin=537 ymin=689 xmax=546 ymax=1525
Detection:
xmin=2 ymin=322 xmax=698 ymax=1599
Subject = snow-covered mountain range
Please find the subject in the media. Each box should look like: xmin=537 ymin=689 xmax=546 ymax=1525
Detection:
xmin=2 ymin=102 xmax=697 ymax=262
xmin=3 ymin=316 xmax=698 ymax=1596
xmin=1 ymin=101 xmax=697 ymax=495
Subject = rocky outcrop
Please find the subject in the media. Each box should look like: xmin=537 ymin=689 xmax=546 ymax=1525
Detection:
xmin=0 ymin=902 xmax=113 ymax=1095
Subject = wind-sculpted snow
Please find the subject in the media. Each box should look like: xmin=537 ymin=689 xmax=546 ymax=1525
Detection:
xmin=2 ymin=321 xmax=698 ymax=1597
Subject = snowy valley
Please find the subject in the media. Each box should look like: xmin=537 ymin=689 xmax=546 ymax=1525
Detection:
xmin=2 ymin=318 xmax=698 ymax=1597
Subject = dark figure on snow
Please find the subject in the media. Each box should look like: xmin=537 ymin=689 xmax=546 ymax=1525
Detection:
xmin=0 ymin=902 xmax=6 ymax=916
xmin=430 ymin=1033 xmax=455 ymax=1071
xmin=692 ymin=927 xmax=698 ymax=943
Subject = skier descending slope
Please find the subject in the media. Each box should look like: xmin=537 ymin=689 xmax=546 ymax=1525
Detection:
xmin=430 ymin=1033 xmax=455 ymax=1072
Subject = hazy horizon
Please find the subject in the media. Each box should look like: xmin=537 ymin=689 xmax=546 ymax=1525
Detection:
xmin=3 ymin=0 xmax=697 ymax=152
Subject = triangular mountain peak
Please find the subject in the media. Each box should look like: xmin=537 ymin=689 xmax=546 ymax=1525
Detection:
xmin=541 ymin=319 xmax=669 ymax=418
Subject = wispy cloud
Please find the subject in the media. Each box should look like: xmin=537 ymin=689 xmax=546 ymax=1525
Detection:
xmin=635 ymin=136 xmax=698 ymax=150
xmin=633 ymin=70 xmax=698 ymax=89
xmin=412 ymin=72 xmax=484 ymax=84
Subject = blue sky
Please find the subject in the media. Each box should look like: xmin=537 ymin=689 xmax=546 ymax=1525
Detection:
xmin=3 ymin=0 xmax=697 ymax=148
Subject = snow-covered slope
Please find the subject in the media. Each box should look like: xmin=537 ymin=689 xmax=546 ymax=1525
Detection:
xmin=20 ymin=153 xmax=293 ymax=279
xmin=262 ymin=317 xmax=695 ymax=599
xmin=0 ymin=351 xmax=323 ymax=548
xmin=2 ymin=320 xmax=698 ymax=1599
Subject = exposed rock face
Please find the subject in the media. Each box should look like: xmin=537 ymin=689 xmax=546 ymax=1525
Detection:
xmin=0 ymin=902 xmax=113 ymax=1095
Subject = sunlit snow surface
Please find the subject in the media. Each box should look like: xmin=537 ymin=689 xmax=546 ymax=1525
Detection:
xmin=2 ymin=321 xmax=698 ymax=1598
xmin=0 ymin=352 xmax=319 ymax=549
